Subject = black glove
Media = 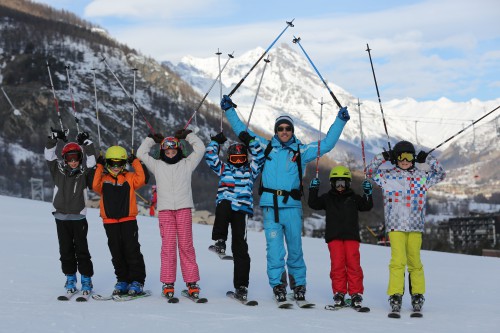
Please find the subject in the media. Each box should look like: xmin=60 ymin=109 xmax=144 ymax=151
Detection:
xmin=148 ymin=133 xmax=164 ymax=144
xmin=76 ymin=131 xmax=90 ymax=146
xmin=96 ymin=155 xmax=105 ymax=166
xmin=416 ymin=150 xmax=429 ymax=163
xmin=175 ymin=129 xmax=192 ymax=140
xmin=238 ymin=131 xmax=255 ymax=146
xmin=49 ymin=127 xmax=68 ymax=142
xmin=220 ymin=95 xmax=237 ymax=111
xmin=382 ymin=149 xmax=395 ymax=164
xmin=211 ymin=132 xmax=227 ymax=145
xmin=127 ymin=153 xmax=136 ymax=164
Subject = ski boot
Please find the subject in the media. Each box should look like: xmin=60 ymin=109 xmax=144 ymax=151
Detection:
xmin=214 ymin=239 xmax=226 ymax=255
xmin=333 ymin=292 xmax=346 ymax=307
xmin=235 ymin=286 xmax=248 ymax=301
xmin=80 ymin=275 xmax=93 ymax=295
xmin=273 ymin=284 xmax=287 ymax=303
xmin=64 ymin=274 xmax=77 ymax=293
xmin=162 ymin=283 xmax=175 ymax=299
xmin=113 ymin=281 xmax=129 ymax=295
xmin=350 ymin=293 xmax=363 ymax=307
xmin=411 ymin=294 xmax=425 ymax=311
xmin=293 ymin=285 xmax=306 ymax=301
xmin=187 ymin=282 xmax=200 ymax=299
xmin=389 ymin=294 xmax=403 ymax=312
xmin=128 ymin=281 xmax=144 ymax=295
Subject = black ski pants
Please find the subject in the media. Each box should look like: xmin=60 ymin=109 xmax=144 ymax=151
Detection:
xmin=55 ymin=218 xmax=94 ymax=277
xmin=103 ymin=220 xmax=146 ymax=284
xmin=212 ymin=200 xmax=251 ymax=289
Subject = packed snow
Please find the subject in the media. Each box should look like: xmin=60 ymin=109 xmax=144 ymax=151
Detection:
xmin=0 ymin=195 xmax=499 ymax=333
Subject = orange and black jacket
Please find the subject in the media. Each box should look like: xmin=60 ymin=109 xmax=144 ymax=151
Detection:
xmin=92 ymin=158 xmax=147 ymax=224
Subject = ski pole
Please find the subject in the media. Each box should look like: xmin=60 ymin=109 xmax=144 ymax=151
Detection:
xmin=427 ymin=104 xmax=500 ymax=154
xmin=184 ymin=52 xmax=234 ymax=129
xmin=357 ymin=98 xmax=367 ymax=176
xmin=216 ymin=48 xmax=224 ymax=132
xmin=366 ymin=44 xmax=392 ymax=152
xmin=228 ymin=19 xmax=294 ymax=97
xmin=315 ymin=97 xmax=325 ymax=178
xmin=100 ymin=57 xmax=155 ymax=133
xmin=1 ymin=87 xmax=19 ymax=113
xmin=46 ymin=62 xmax=67 ymax=134
xmin=246 ymin=56 xmax=271 ymax=131
xmin=91 ymin=67 xmax=102 ymax=152
xmin=64 ymin=65 xmax=81 ymax=133
xmin=131 ymin=67 xmax=138 ymax=154
xmin=292 ymin=36 xmax=343 ymax=109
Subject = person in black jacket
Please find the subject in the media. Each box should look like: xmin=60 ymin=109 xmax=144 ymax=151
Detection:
xmin=308 ymin=165 xmax=373 ymax=308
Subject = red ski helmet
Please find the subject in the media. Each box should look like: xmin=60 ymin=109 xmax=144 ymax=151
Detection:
xmin=61 ymin=142 xmax=83 ymax=163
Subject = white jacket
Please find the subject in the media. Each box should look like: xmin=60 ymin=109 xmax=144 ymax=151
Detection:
xmin=137 ymin=133 xmax=205 ymax=211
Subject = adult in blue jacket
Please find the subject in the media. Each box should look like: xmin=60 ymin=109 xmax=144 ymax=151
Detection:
xmin=220 ymin=95 xmax=350 ymax=302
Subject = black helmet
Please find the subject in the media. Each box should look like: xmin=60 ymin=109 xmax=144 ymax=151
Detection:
xmin=227 ymin=143 xmax=248 ymax=166
xmin=393 ymin=140 xmax=415 ymax=154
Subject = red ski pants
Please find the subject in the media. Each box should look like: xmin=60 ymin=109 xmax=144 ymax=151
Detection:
xmin=328 ymin=239 xmax=364 ymax=295
xmin=158 ymin=209 xmax=200 ymax=284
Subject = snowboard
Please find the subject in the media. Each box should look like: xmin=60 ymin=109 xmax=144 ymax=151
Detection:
xmin=226 ymin=291 xmax=258 ymax=306
xmin=208 ymin=245 xmax=233 ymax=260
xmin=181 ymin=289 xmax=208 ymax=303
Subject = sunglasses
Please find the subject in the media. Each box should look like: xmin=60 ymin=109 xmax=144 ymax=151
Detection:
xmin=277 ymin=126 xmax=292 ymax=132
xmin=106 ymin=159 xmax=127 ymax=168
xmin=64 ymin=152 xmax=82 ymax=163
xmin=229 ymin=154 xmax=247 ymax=164
xmin=397 ymin=152 xmax=414 ymax=162
xmin=161 ymin=137 xmax=179 ymax=150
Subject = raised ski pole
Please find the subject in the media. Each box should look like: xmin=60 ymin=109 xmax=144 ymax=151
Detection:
xmin=366 ymin=44 xmax=392 ymax=152
xmin=100 ymin=56 xmax=155 ymax=133
xmin=216 ymin=48 xmax=224 ymax=132
xmin=91 ymin=67 xmax=102 ymax=152
xmin=228 ymin=19 xmax=294 ymax=97
xmin=64 ymin=65 xmax=81 ymax=133
xmin=357 ymin=98 xmax=367 ymax=176
xmin=131 ymin=67 xmax=138 ymax=153
xmin=46 ymin=62 xmax=67 ymax=135
xmin=292 ymin=36 xmax=343 ymax=109
xmin=315 ymin=97 xmax=325 ymax=178
xmin=427 ymin=105 xmax=500 ymax=154
xmin=1 ymin=87 xmax=20 ymax=113
xmin=184 ymin=52 xmax=234 ymax=129
xmin=246 ymin=56 xmax=271 ymax=131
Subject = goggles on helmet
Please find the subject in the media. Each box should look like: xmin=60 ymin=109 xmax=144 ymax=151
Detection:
xmin=64 ymin=151 xmax=82 ymax=163
xmin=161 ymin=137 xmax=179 ymax=150
xmin=397 ymin=152 xmax=414 ymax=162
xmin=106 ymin=159 xmax=127 ymax=168
xmin=229 ymin=154 xmax=247 ymax=164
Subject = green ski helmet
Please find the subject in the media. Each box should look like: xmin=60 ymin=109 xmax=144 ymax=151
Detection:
xmin=329 ymin=165 xmax=352 ymax=180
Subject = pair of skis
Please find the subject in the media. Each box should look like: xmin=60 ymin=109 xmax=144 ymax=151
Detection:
xmin=324 ymin=298 xmax=371 ymax=312
xmin=388 ymin=309 xmax=423 ymax=318
xmin=57 ymin=290 xmax=93 ymax=302
xmin=274 ymin=293 xmax=315 ymax=309
xmin=91 ymin=290 xmax=152 ymax=302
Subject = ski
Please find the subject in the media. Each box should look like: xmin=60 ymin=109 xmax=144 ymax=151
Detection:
xmin=112 ymin=290 xmax=152 ymax=302
xmin=167 ymin=297 xmax=179 ymax=304
xmin=75 ymin=291 xmax=93 ymax=302
xmin=324 ymin=304 xmax=350 ymax=311
xmin=287 ymin=293 xmax=314 ymax=308
xmin=388 ymin=311 xmax=401 ymax=319
xmin=208 ymin=245 xmax=233 ymax=260
xmin=273 ymin=296 xmax=293 ymax=309
xmin=181 ymin=290 xmax=208 ymax=303
xmin=410 ymin=311 xmax=423 ymax=318
xmin=91 ymin=293 xmax=114 ymax=301
xmin=57 ymin=289 xmax=78 ymax=301
xmin=226 ymin=291 xmax=258 ymax=306
xmin=352 ymin=305 xmax=371 ymax=312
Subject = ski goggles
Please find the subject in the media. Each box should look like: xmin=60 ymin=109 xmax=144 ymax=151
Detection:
xmin=333 ymin=179 xmax=346 ymax=188
xmin=276 ymin=125 xmax=292 ymax=132
xmin=106 ymin=159 xmax=127 ymax=168
xmin=229 ymin=154 xmax=247 ymax=164
xmin=160 ymin=137 xmax=180 ymax=150
xmin=397 ymin=152 xmax=414 ymax=162
xmin=64 ymin=152 xmax=82 ymax=163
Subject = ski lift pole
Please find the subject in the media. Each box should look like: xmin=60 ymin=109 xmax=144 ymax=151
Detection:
xmin=131 ymin=68 xmax=138 ymax=154
xmin=246 ymin=56 xmax=271 ymax=131
xmin=91 ymin=67 xmax=102 ymax=152
xmin=184 ymin=52 xmax=234 ymax=129
xmin=366 ymin=44 xmax=392 ymax=152
xmin=64 ymin=65 xmax=81 ymax=133
xmin=357 ymin=98 xmax=367 ymax=176
xmin=292 ymin=36 xmax=343 ymax=109
xmin=216 ymin=48 xmax=224 ymax=132
xmin=1 ymin=87 xmax=19 ymax=112
xmin=315 ymin=97 xmax=325 ymax=178
xmin=427 ymin=105 xmax=500 ymax=154
xmin=228 ymin=19 xmax=294 ymax=97
xmin=100 ymin=57 xmax=155 ymax=133
xmin=46 ymin=62 xmax=66 ymax=133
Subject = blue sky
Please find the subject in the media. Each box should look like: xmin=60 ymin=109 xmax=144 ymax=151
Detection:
xmin=33 ymin=0 xmax=500 ymax=102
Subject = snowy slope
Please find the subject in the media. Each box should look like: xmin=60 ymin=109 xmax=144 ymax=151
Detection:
xmin=1 ymin=195 xmax=499 ymax=333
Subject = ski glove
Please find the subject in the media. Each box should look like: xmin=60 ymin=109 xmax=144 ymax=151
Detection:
xmin=49 ymin=127 xmax=68 ymax=142
xmin=76 ymin=131 xmax=90 ymax=146
xmin=362 ymin=179 xmax=373 ymax=195
xmin=416 ymin=150 xmax=429 ymax=163
xmin=127 ymin=153 xmax=137 ymax=164
xmin=220 ymin=95 xmax=237 ymax=111
xmin=382 ymin=149 xmax=395 ymax=164
xmin=175 ymin=129 xmax=192 ymax=140
xmin=148 ymin=133 xmax=164 ymax=144
xmin=309 ymin=178 xmax=320 ymax=189
xmin=211 ymin=132 xmax=227 ymax=145
xmin=337 ymin=107 xmax=350 ymax=121
xmin=238 ymin=131 xmax=255 ymax=146
xmin=96 ymin=155 xmax=105 ymax=166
